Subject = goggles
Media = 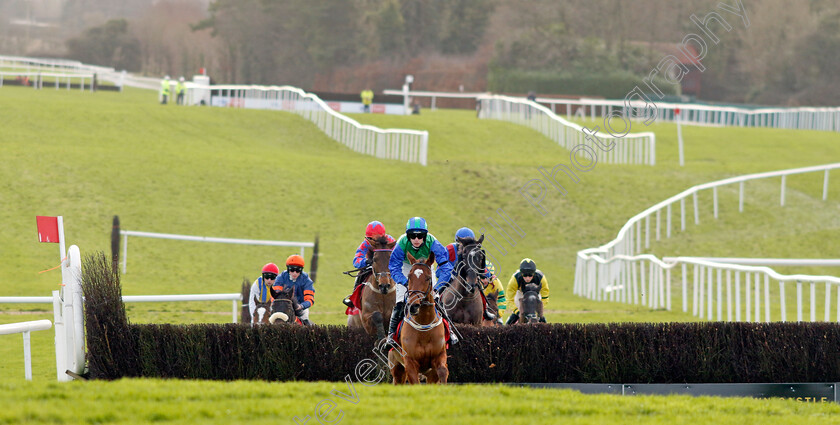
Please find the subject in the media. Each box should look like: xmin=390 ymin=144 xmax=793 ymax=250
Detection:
xmin=287 ymin=266 xmax=303 ymax=273
xmin=407 ymin=231 xmax=427 ymax=240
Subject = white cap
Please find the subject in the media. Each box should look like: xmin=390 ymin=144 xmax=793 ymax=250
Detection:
xmin=165 ymin=75 xmax=170 ymax=79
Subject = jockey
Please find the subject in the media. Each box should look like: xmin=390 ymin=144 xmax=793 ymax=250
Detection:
xmin=386 ymin=217 xmax=456 ymax=345
xmin=342 ymin=220 xmax=397 ymax=308
xmin=480 ymin=260 xmax=506 ymax=325
xmin=445 ymin=227 xmax=496 ymax=321
xmin=249 ymin=262 xmax=279 ymax=318
xmin=505 ymin=258 xmax=549 ymax=324
xmin=272 ymin=254 xmax=316 ymax=325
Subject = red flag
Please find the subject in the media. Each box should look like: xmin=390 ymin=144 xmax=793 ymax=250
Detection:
xmin=36 ymin=216 xmax=60 ymax=243
xmin=675 ymin=108 xmax=681 ymax=115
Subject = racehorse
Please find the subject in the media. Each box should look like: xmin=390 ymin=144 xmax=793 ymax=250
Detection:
xmin=519 ymin=282 xmax=545 ymax=324
xmin=481 ymin=291 xmax=501 ymax=327
xmin=346 ymin=236 xmax=396 ymax=339
xmin=441 ymin=235 xmax=485 ymax=325
xmin=269 ymin=283 xmax=304 ymax=325
xmin=388 ymin=253 xmax=449 ymax=384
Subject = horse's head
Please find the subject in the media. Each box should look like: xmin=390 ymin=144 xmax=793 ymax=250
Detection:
xmin=405 ymin=252 xmax=434 ymax=315
xmin=520 ymin=282 xmax=543 ymax=324
xmin=269 ymin=284 xmax=298 ymax=324
xmin=367 ymin=235 xmax=396 ymax=294
xmin=252 ymin=294 xmax=272 ymax=325
xmin=454 ymin=235 xmax=485 ymax=293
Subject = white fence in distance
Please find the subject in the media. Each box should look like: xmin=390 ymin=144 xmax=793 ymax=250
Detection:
xmin=0 ymin=55 xmax=159 ymax=90
xmin=0 ymin=319 xmax=52 ymax=380
xmin=536 ymin=97 xmax=840 ymax=132
xmin=574 ymin=163 xmax=840 ymax=322
xmin=120 ymin=230 xmax=314 ymax=275
xmin=191 ymin=84 xmax=429 ymax=166
xmin=385 ymin=89 xmax=840 ymax=132
xmin=477 ymin=94 xmax=656 ymax=165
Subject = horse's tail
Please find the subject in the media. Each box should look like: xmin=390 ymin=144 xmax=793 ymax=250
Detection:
xmin=309 ymin=233 xmax=320 ymax=284
xmin=240 ymin=278 xmax=251 ymax=323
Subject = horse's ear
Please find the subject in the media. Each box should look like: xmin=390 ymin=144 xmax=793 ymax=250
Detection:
xmin=269 ymin=285 xmax=281 ymax=299
xmin=387 ymin=240 xmax=396 ymax=250
xmin=424 ymin=255 xmax=435 ymax=266
xmin=406 ymin=252 xmax=417 ymax=264
xmin=477 ymin=234 xmax=484 ymax=244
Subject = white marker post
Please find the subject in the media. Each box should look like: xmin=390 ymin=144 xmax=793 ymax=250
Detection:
xmin=676 ymin=108 xmax=684 ymax=166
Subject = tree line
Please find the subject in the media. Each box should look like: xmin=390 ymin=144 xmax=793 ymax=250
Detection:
xmin=50 ymin=0 xmax=840 ymax=105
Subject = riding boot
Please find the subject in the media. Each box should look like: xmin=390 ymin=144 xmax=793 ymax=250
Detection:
xmin=435 ymin=304 xmax=459 ymax=345
xmin=505 ymin=312 xmax=520 ymax=325
xmin=479 ymin=291 xmax=496 ymax=321
xmin=344 ymin=268 xmax=369 ymax=308
xmin=385 ymin=301 xmax=405 ymax=345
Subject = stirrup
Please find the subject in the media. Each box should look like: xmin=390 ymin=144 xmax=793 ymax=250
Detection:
xmin=483 ymin=309 xmax=496 ymax=321
xmin=385 ymin=333 xmax=397 ymax=346
xmin=342 ymin=297 xmax=353 ymax=308
xmin=448 ymin=332 xmax=459 ymax=345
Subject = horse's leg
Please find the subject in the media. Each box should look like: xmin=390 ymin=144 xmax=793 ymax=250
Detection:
xmin=432 ymin=351 xmax=449 ymax=384
xmin=424 ymin=369 xmax=438 ymax=384
xmin=388 ymin=350 xmax=406 ymax=385
xmin=403 ymin=357 xmax=421 ymax=385
xmin=370 ymin=311 xmax=385 ymax=340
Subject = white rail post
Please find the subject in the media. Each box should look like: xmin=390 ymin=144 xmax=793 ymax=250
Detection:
xmin=713 ymin=187 xmax=718 ymax=219
xmin=739 ymin=182 xmax=744 ymax=212
xmin=824 ymin=169 xmax=830 ymax=201
xmin=693 ymin=192 xmax=699 ymax=225
xmin=797 ymin=280 xmax=803 ymax=322
xmin=780 ymin=281 xmax=786 ymax=322
xmin=781 ymin=175 xmax=786 ymax=206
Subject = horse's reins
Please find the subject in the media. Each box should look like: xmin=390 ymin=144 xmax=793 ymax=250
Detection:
xmin=371 ymin=248 xmax=395 ymax=293
xmin=405 ymin=262 xmax=442 ymax=331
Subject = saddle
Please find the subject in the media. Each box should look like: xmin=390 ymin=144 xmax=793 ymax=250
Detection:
xmin=344 ymin=283 xmax=365 ymax=316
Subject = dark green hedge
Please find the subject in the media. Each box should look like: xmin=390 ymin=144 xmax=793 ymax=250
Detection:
xmin=83 ymin=252 xmax=840 ymax=382
xmin=488 ymin=68 xmax=677 ymax=99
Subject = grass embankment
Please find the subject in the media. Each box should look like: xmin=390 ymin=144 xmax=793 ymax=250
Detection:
xmin=1 ymin=87 xmax=839 ymax=383
xmin=1 ymin=380 xmax=838 ymax=425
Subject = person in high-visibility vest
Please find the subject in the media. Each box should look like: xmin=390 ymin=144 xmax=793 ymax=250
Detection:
xmin=160 ymin=75 xmax=171 ymax=104
xmin=175 ymin=77 xmax=186 ymax=105
xmin=361 ymin=89 xmax=374 ymax=113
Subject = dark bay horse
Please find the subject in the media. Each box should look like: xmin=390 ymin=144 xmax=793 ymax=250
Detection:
xmin=240 ymin=277 xmax=304 ymax=325
xmin=482 ymin=291 xmax=501 ymax=327
xmin=388 ymin=253 xmax=448 ymax=384
xmin=441 ymin=235 xmax=485 ymax=325
xmin=347 ymin=236 xmax=397 ymax=339
xmin=519 ymin=282 xmax=545 ymax=324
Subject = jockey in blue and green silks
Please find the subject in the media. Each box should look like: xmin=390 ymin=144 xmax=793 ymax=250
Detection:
xmin=386 ymin=216 xmax=457 ymax=345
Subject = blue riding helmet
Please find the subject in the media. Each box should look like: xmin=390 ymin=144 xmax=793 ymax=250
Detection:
xmin=455 ymin=227 xmax=475 ymax=241
xmin=405 ymin=217 xmax=428 ymax=232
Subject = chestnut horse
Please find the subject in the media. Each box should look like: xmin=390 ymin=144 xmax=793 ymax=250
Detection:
xmin=388 ymin=253 xmax=448 ymax=384
xmin=347 ymin=236 xmax=397 ymax=339
xmin=441 ymin=235 xmax=485 ymax=325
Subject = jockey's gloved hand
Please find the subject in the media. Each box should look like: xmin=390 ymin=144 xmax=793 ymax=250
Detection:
xmin=433 ymin=291 xmax=441 ymax=303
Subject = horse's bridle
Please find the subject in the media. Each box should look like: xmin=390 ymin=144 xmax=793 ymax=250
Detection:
xmin=455 ymin=243 xmax=484 ymax=294
xmin=372 ymin=248 xmax=393 ymax=286
xmin=271 ymin=298 xmax=295 ymax=322
xmin=406 ymin=262 xmax=434 ymax=305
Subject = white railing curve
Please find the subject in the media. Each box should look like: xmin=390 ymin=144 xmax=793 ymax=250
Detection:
xmin=192 ymin=84 xmax=429 ymax=165
xmin=575 ymin=163 xmax=840 ymax=322
xmin=477 ymin=94 xmax=656 ymax=165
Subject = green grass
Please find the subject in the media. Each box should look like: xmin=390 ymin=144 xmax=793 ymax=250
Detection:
xmin=1 ymin=85 xmax=840 ymax=392
xmin=1 ymin=380 xmax=838 ymax=425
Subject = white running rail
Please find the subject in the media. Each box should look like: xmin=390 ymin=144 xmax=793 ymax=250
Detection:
xmin=537 ymin=98 xmax=840 ymax=132
xmin=477 ymin=94 xmax=656 ymax=165
xmin=119 ymin=230 xmax=314 ymax=275
xmin=195 ymin=84 xmax=429 ymax=165
xmin=575 ymin=163 xmax=840 ymax=322
xmin=0 ymin=319 xmax=52 ymax=380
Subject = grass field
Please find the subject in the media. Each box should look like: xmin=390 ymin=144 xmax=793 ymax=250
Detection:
xmin=2 ymin=380 xmax=839 ymax=425
xmin=1 ymin=85 xmax=839 ymax=420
